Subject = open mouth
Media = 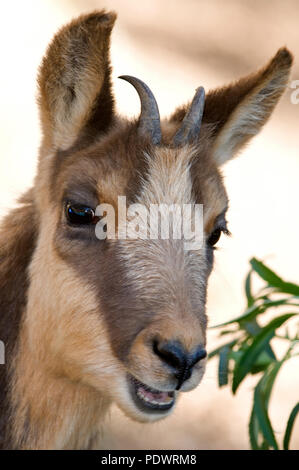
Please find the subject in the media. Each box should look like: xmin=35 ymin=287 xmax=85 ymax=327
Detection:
xmin=128 ymin=375 xmax=175 ymax=413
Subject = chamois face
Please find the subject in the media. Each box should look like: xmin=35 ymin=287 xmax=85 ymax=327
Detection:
xmin=35 ymin=123 xmax=226 ymax=422
xmin=29 ymin=11 xmax=292 ymax=424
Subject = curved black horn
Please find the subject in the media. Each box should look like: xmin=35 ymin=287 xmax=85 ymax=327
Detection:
xmin=119 ymin=75 xmax=162 ymax=145
xmin=173 ymin=86 xmax=205 ymax=146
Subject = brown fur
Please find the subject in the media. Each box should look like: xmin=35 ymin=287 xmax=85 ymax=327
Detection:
xmin=0 ymin=10 xmax=292 ymax=449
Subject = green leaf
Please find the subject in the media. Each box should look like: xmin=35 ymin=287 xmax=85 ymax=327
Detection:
xmin=210 ymin=304 xmax=262 ymax=328
xmin=250 ymin=258 xmax=299 ymax=296
xmin=242 ymin=318 xmax=276 ymax=362
xmin=229 ymin=350 xmax=244 ymax=364
xmin=232 ymin=314 xmax=295 ymax=393
xmin=219 ymin=329 xmax=238 ymax=336
xmin=260 ymin=440 xmax=270 ymax=450
xmin=245 ymin=270 xmax=255 ymax=307
xmin=250 ymin=351 xmax=274 ymax=374
xmin=261 ymin=361 xmax=283 ymax=407
xmin=276 ymin=282 xmax=299 ymax=296
xmin=218 ymin=345 xmax=230 ymax=386
xmin=232 ymin=330 xmax=273 ymax=393
xmin=249 ymin=406 xmax=261 ymax=450
xmin=208 ymin=339 xmax=238 ymax=359
xmin=243 ymin=318 xmax=261 ymax=336
xmin=210 ymin=298 xmax=298 ymax=329
xmin=250 ymin=258 xmax=284 ymax=287
xmin=254 ymin=377 xmax=278 ymax=450
xmin=249 ymin=362 xmax=283 ymax=450
xmin=283 ymin=402 xmax=299 ymax=450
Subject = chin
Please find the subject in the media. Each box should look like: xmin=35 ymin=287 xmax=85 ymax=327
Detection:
xmin=109 ymin=367 xmax=206 ymax=423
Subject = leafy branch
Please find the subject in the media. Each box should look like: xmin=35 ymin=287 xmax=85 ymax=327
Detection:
xmin=209 ymin=258 xmax=299 ymax=450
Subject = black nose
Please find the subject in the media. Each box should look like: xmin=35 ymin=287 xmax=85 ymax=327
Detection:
xmin=153 ymin=340 xmax=207 ymax=389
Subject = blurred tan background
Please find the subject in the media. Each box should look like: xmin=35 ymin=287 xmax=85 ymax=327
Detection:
xmin=0 ymin=0 xmax=298 ymax=449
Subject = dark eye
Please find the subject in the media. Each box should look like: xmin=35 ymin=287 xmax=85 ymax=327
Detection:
xmin=66 ymin=202 xmax=96 ymax=225
xmin=207 ymin=227 xmax=222 ymax=247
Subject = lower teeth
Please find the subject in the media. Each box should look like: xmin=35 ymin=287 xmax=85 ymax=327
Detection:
xmin=137 ymin=388 xmax=173 ymax=406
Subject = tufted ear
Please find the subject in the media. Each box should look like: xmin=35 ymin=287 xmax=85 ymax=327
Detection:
xmin=170 ymin=48 xmax=293 ymax=165
xmin=38 ymin=10 xmax=116 ymax=151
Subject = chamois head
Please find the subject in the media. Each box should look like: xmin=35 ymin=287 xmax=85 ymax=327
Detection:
xmin=30 ymin=11 xmax=292 ymax=424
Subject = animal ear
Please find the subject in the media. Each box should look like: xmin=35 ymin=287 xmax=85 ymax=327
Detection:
xmin=38 ymin=11 xmax=116 ymax=151
xmin=170 ymin=48 xmax=292 ymax=166
xmin=207 ymin=48 xmax=293 ymax=165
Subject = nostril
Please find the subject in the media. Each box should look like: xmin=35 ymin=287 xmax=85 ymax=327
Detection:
xmin=153 ymin=340 xmax=185 ymax=370
xmin=153 ymin=340 xmax=207 ymax=389
xmin=191 ymin=347 xmax=207 ymax=367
